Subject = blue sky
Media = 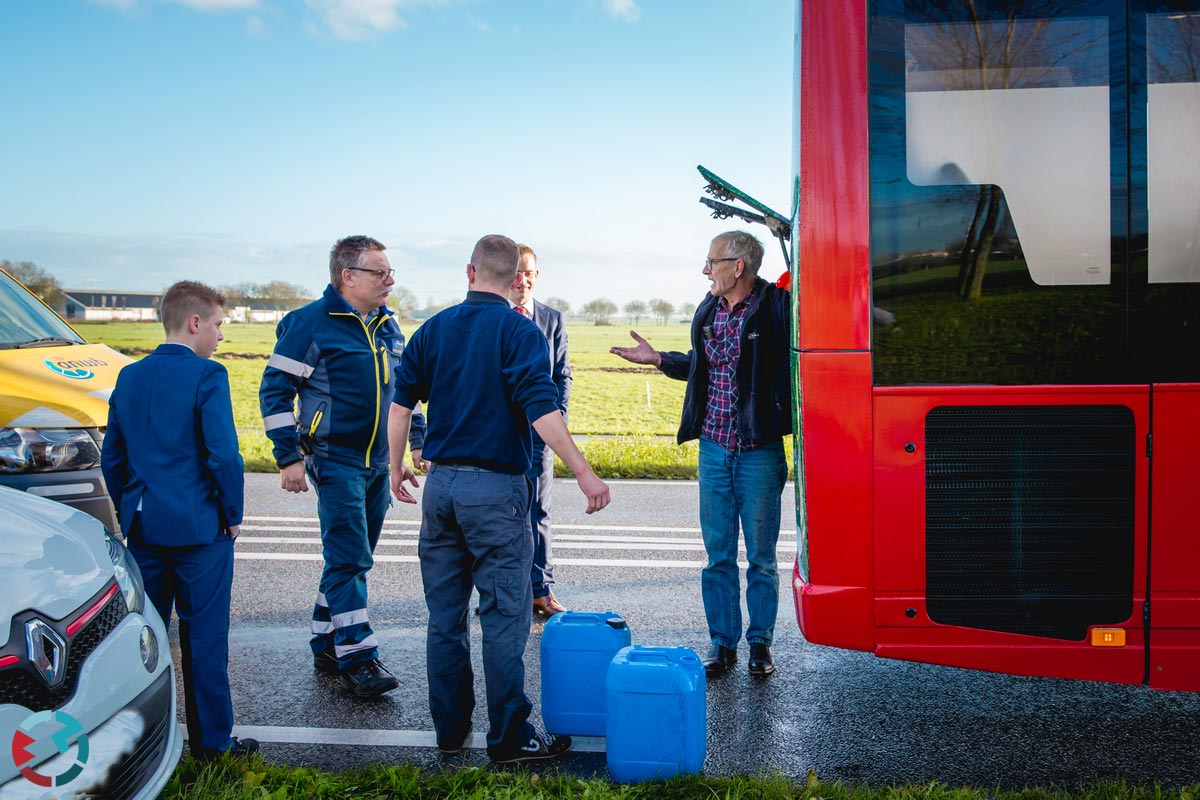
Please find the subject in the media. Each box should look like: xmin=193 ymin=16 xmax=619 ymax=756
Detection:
xmin=0 ymin=1 xmax=794 ymax=309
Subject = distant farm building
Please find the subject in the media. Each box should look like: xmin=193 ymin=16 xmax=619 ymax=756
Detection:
xmin=63 ymin=290 xmax=161 ymax=321
xmin=61 ymin=289 xmax=294 ymax=323
xmin=225 ymin=305 xmax=287 ymax=324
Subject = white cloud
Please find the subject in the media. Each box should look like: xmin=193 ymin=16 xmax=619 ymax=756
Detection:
xmin=304 ymin=0 xmax=454 ymax=40
xmin=88 ymin=0 xmax=260 ymax=9
xmin=91 ymin=0 xmax=463 ymax=39
xmin=603 ymin=0 xmax=642 ymax=23
xmin=174 ymin=0 xmax=260 ymax=9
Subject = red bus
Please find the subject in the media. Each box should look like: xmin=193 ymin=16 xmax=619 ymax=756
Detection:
xmin=776 ymin=0 xmax=1200 ymax=692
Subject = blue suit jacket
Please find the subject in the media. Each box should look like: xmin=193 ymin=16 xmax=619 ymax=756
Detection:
xmin=528 ymin=299 xmax=571 ymax=443
xmin=102 ymin=343 xmax=244 ymax=547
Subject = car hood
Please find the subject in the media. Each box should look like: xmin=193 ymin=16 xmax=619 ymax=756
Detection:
xmin=0 ymin=488 xmax=112 ymax=639
xmin=0 ymin=342 xmax=131 ymax=427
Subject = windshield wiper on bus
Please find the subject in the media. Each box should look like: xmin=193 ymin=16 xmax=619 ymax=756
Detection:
xmin=11 ymin=337 xmax=82 ymax=349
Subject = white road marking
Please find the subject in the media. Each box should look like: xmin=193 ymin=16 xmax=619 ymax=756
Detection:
xmin=241 ymin=520 xmax=798 ymax=536
xmin=234 ymin=515 xmax=800 ymax=568
xmin=235 ymin=535 xmax=796 ymax=555
xmin=233 ymin=552 xmax=785 ymax=569
xmin=231 ymin=725 xmax=606 ymax=753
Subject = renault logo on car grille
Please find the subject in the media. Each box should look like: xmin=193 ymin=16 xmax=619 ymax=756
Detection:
xmin=25 ymin=620 xmax=66 ymax=687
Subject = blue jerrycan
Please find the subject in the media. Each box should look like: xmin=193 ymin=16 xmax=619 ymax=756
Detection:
xmin=605 ymin=645 xmax=705 ymax=783
xmin=540 ymin=611 xmax=631 ymax=736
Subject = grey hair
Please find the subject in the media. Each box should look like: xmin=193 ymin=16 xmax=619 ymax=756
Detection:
xmin=329 ymin=235 xmax=386 ymax=290
xmin=713 ymin=230 xmax=764 ymax=277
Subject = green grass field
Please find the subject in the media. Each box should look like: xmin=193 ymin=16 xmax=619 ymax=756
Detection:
xmin=165 ymin=756 xmax=1197 ymax=800
xmin=74 ymin=320 xmax=717 ymax=477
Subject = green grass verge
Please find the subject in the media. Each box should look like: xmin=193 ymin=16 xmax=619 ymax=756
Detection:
xmin=75 ymin=321 xmax=703 ymax=476
xmin=549 ymin=436 xmax=795 ymax=481
xmin=164 ymin=755 xmax=1199 ymax=800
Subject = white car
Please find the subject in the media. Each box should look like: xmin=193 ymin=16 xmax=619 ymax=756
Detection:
xmin=0 ymin=486 xmax=182 ymax=799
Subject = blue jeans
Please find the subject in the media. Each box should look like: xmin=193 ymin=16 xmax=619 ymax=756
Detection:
xmin=306 ymin=455 xmax=391 ymax=668
xmin=419 ymin=464 xmax=536 ymax=757
xmin=697 ymin=437 xmax=787 ymax=648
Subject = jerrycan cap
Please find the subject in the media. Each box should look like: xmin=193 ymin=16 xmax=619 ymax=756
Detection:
xmin=605 ymin=615 xmax=627 ymax=630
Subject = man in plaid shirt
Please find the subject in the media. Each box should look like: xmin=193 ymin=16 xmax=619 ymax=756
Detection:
xmin=611 ymin=230 xmax=792 ymax=678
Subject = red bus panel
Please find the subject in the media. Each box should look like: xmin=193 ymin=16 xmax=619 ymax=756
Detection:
xmin=1148 ymin=385 xmax=1200 ymax=690
xmin=796 ymin=0 xmax=870 ymax=353
xmin=793 ymin=351 xmax=873 ymax=651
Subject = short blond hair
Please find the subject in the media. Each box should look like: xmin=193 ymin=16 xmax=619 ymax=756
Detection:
xmin=161 ymin=281 xmax=224 ymax=334
xmin=470 ymin=235 xmax=520 ymax=284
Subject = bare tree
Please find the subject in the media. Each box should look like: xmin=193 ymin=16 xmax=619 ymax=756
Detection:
xmin=258 ymin=280 xmax=311 ymax=311
xmin=677 ymin=301 xmax=696 ymax=321
xmin=2 ymin=260 xmax=65 ymax=308
xmin=217 ymin=282 xmax=259 ymax=308
xmin=543 ymin=296 xmax=572 ymax=316
xmin=581 ymin=298 xmax=618 ymax=325
xmin=649 ymin=298 xmax=674 ymax=324
xmin=387 ymin=285 xmax=419 ymax=320
xmin=624 ymin=300 xmax=648 ymax=324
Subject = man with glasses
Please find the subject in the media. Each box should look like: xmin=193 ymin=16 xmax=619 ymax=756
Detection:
xmin=610 ymin=230 xmax=792 ymax=679
xmin=260 ymin=235 xmax=425 ymax=698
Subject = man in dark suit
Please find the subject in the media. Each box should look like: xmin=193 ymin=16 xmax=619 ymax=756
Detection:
xmin=102 ymin=281 xmax=257 ymax=760
xmin=509 ymin=244 xmax=572 ymax=617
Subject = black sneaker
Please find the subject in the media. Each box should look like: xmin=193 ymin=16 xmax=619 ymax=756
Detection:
xmin=437 ymin=724 xmax=472 ymax=756
xmin=341 ymin=659 xmax=400 ymax=698
xmin=491 ymin=730 xmax=572 ymax=765
xmin=314 ymin=649 xmax=339 ymax=675
xmin=195 ymin=736 xmax=259 ymax=762
xmin=228 ymin=737 xmax=260 ymax=757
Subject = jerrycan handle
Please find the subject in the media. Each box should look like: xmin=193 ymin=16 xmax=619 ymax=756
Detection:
xmin=627 ymin=649 xmax=671 ymax=665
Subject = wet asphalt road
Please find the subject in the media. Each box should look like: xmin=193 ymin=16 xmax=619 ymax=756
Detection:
xmin=165 ymin=473 xmax=1200 ymax=789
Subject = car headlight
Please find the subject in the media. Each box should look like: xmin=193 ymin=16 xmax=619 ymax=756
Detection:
xmin=0 ymin=427 xmax=102 ymax=473
xmin=105 ymin=531 xmax=146 ymax=614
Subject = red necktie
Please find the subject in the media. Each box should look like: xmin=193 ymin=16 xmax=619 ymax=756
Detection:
xmin=515 ymin=306 xmax=529 ymax=317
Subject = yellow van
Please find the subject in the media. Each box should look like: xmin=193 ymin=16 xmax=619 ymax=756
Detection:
xmin=0 ymin=268 xmax=131 ymax=529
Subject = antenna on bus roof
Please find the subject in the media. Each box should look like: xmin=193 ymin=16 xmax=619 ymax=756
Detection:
xmin=697 ymin=164 xmax=792 ymax=272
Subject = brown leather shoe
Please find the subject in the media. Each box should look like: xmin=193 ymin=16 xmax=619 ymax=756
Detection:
xmin=532 ymin=593 xmax=568 ymax=617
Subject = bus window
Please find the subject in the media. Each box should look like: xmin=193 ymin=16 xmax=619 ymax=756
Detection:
xmin=868 ymin=0 xmax=1129 ymax=387
xmin=905 ymin=17 xmax=1111 ymax=286
xmin=1146 ymin=12 xmax=1200 ymax=284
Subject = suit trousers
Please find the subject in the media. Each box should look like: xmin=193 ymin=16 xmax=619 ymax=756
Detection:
xmin=128 ymin=524 xmax=235 ymax=756
xmin=527 ymin=444 xmax=556 ymax=598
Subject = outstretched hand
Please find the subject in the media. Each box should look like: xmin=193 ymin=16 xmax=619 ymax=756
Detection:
xmin=609 ymin=330 xmax=661 ymax=367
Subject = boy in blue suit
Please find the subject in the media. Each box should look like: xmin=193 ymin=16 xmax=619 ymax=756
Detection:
xmin=102 ymin=281 xmax=257 ymax=760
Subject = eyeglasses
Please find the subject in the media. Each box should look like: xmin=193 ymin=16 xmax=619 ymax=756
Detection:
xmin=348 ymin=267 xmax=395 ymax=280
xmin=703 ymin=257 xmax=739 ymax=270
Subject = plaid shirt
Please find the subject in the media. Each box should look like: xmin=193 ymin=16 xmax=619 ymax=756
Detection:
xmin=701 ymin=296 xmax=752 ymax=452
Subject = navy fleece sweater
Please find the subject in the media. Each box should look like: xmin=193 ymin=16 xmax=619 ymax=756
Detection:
xmin=391 ymin=291 xmax=560 ymax=474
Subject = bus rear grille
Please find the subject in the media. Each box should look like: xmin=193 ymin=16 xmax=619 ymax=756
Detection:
xmin=925 ymin=405 xmax=1134 ymax=640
